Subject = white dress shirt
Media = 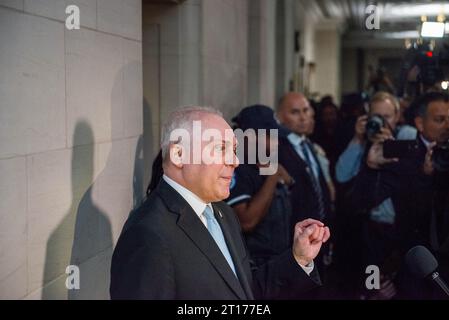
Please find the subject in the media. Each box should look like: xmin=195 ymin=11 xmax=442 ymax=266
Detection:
xmin=419 ymin=134 xmax=432 ymax=148
xmin=162 ymin=174 xmax=314 ymax=275
xmin=163 ymin=174 xmax=209 ymax=227
xmin=287 ymin=132 xmax=320 ymax=179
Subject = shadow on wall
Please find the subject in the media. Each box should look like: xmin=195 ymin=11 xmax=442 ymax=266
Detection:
xmin=143 ymin=98 xmax=154 ymax=197
xmin=42 ymin=60 xmax=145 ymax=300
xmin=125 ymin=100 xmax=155 ymax=223
xmin=133 ymin=134 xmax=144 ymax=209
xmin=68 ymin=122 xmax=113 ymax=300
xmin=42 ymin=121 xmax=113 ymax=300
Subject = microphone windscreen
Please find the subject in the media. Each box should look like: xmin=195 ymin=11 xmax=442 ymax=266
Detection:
xmin=405 ymin=245 xmax=438 ymax=278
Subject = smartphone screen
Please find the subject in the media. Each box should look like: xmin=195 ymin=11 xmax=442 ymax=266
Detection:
xmin=383 ymin=140 xmax=420 ymax=159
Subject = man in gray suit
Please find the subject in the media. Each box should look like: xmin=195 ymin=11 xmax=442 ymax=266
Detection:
xmin=110 ymin=106 xmax=330 ymax=299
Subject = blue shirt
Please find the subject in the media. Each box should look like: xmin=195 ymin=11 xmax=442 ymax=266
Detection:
xmin=335 ymin=125 xmax=417 ymax=184
xmin=335 ymin=125 xmax=417 ymax=224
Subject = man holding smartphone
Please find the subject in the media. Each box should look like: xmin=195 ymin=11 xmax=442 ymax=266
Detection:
xmin=334 ymin=91 xmax=416 ymax=298
xmin=335 ymin=92 xmax=416 ymax=224
xmin=351 ymin=91 xmax=449 ymax=299
xmin=335 ymin=91 xmax=417 ymax=185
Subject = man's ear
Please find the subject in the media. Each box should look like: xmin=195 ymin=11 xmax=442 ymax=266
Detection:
xmin=414 ymin=116 xmax=424 ymax=133
xmin=394 ymin=109 xmax=401 ymax=123
xmin=169 ymin=144 xmax=184 ymax=168
xmin=275 ymin=111 xmax=283 ymax=123
xmin=310 ymin=107 xmax=315 ymax=118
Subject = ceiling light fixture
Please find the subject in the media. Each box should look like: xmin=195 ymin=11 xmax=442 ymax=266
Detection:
xmin=421 ymin=21 xmax=445 ymax=38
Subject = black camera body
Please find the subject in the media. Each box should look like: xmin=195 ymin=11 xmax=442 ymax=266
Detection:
xmin=432 ymin=140 xmax=449 ymax=172
xmin=366 ymin=114 xmax=385 ymax=140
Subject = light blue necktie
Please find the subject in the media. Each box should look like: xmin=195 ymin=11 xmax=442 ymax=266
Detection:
xmin=203 ymin=205 xmax=237 ymax=276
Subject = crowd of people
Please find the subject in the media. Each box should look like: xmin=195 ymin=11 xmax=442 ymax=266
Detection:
xmin=224 ymin=89 xmax=449 ymax=299
xmin=113 ymin=87 xmax=449 ymax=300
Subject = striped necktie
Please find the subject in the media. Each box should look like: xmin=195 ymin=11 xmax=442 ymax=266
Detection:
xmin=300 ymin=141 xmax=325 ymax=219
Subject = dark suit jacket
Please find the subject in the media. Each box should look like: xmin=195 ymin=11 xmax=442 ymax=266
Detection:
xmin=278 ymin=137 xmax=332 ymax=224
xmin=350 ymin=137 xmax=434 ymax=252
xmin=350 ymin=139 xmax=449 ymax=299
xmin=110 ymin=179 xmax=321 ymax=300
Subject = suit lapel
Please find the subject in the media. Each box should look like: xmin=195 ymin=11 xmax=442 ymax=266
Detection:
xmin=212 ymin=204 xmax=254 ymax=300
xmin=288 ymin=140 xmax=327 ymax=187
xmin=156 ymin=180 xmax=246 ymax=300
xmin=285 ymin=140 xmax=315 ymax=183
xmin=307 ymin=142 xmax=323 ymax=175
xmin=284 ymin=139 xmax=308 ymax=170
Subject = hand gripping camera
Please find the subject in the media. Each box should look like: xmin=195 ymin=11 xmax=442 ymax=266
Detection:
xmin=365 ymin=114 xmax=385 ymax=140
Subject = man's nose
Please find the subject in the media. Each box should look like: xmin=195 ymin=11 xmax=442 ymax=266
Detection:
xmin=298 ymin=112 xmax=307 ymax=121
xmin=230 ymin=153 xmax=239 ymax=168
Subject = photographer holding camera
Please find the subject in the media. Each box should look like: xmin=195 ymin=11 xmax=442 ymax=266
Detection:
xmin=334 ymin=92 xmax=416 ymax=298
xmin=336 ymin=91 xmax=417 ymax=184
xmin=351 ymin=91 xmax=449 ymax=299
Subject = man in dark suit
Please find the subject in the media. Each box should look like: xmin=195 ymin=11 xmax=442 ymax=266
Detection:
xmin=110 ymin=106 xmax=330 ymax=299
xmin=276 ymin=93 xmax=333 ymax=227
xmin=275 ymin=93 xmax=334 ymax=295
xmin=352 ymin=92 xmax=449 ymax=251
xmin=350 ymin=92 xmax=449 ymax=299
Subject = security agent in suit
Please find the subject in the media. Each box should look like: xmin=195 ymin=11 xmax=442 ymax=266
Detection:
xmin=275 ymin=93 xmax=334 ymax=294
xmin=110 ymin=106 xmax=331 ymax=300
xmin=276 ymin=93 xmax=333 ymax=226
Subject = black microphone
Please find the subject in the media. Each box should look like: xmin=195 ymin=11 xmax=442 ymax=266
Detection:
xmin=405 ymin=245 xmax=449 ymax=297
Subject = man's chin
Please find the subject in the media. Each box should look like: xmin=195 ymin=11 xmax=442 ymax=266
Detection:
xmin=217 ymin=190 xmax=230 ymax=202
xmin=295 ymin=128 xmax=307 ymax=135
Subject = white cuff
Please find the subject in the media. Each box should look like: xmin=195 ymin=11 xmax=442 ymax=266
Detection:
xmin=298 ymin=260 xmax=314 ymax=276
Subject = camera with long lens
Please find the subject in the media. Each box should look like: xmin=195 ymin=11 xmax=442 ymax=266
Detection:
xmin=365 ymin=114 xmax=385 ymax=140
xmin=432 ymin=140 xmax=449 ymax=172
